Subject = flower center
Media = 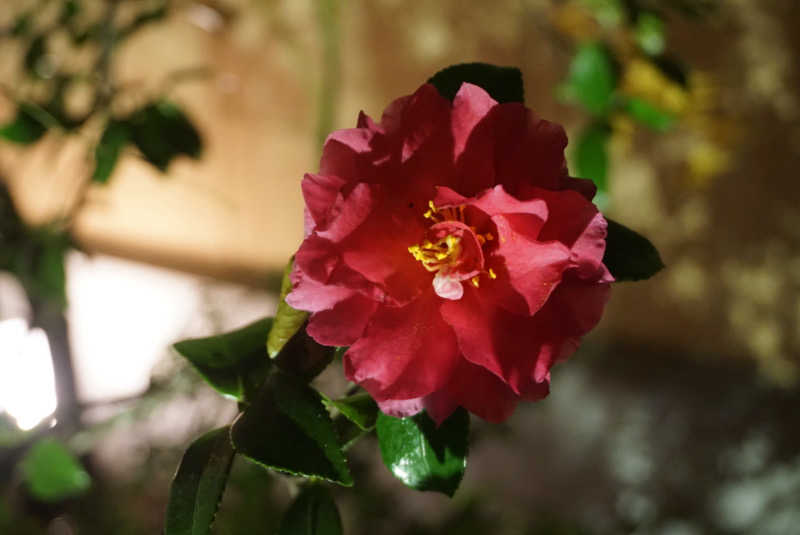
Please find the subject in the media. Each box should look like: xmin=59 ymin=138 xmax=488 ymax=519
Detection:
xmin=408 ymin=201 xmax=496 ymax=300
xmin=407 ymin=234 xmax=462 ymax=273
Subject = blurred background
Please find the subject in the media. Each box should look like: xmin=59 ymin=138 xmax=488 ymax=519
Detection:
xmin=1 ymin=0 xmax=799 ymax=534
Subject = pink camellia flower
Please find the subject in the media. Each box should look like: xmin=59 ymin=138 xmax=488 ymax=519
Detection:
xmin=286 ymin=82 xmax=613 ymax=424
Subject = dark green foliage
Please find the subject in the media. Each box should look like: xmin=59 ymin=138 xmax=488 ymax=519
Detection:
xmin=165 ymin=427 xmax=236 ymax=535
xmin=575 ymin=122 xmax=611 ymax=193
xmin=273 ymin=328 xmax=336 ymax=382
xmin=428 ymin=63 xmax=524 ymax=104
xmin=231 ymin=371 xmax=353 ymax=486
xmin=603 ymin=218 xmax=664 ymax=281
xmin=92 ymin=119 xmax=132 ymax=183
xmin=625 ymin=97 xmax=675 ymax=131
xmin=173 ymin=318 xmax=273 ymax=402
xmin=20 ymin=439 xmax=91 ymax=502
xmin=376 ymin=409 xmax=469 ymax=497
xmin=129 ymin=100 xmax=202 ymax=171
xmin=277 ymin=485 xmax=343 ymax=535
xmin=559 ymin=43 xmax=617 ymax=115
xmin=0 ymin=104 xmax=47 ymax=144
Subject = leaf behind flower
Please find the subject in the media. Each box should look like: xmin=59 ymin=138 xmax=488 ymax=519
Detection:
xmin=428 ymin=63 xmax=524 ymax=104
xmin=603 ymin=218 xmax=664 ymax=281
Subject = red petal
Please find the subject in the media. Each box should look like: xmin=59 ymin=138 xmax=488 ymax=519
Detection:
xmin=344 ymin=294 xmax=459 ymax=401
xmin=316 ymin=183 xmax=376 ymax=242
xmin=301 ymin=173 xmax=347 ymax=229
xmin=471 ymin=184 xmax=548 ymax=222
xmin=398 ymin=84 xmax=452 ymax=163
xmin=524 ymin=186 xmax=612 ymax=282
xmin=286 ymin=272 xmax=354 ymax=313
xmin=451 ymin=83 xmax=497 ymax=161
xmin=440 ymin=289 xmax=543 ymax=395
xmin=306 ymin=293 xmax=378 ymax=346
xmin=440 ymin=359 xmax=523 ymax=424
xmin=490 ymin=213 xmax=571 ymax=315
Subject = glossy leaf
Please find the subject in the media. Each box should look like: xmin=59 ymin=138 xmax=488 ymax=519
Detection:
xmin=0 ymin=104 xmax=47 ymax=144
xmin=428 ymin=63 xmax=524 ymax=104
xmin=267 ymin=258 xmax=308 ymax=358
xmin=231 ymin=371 xmax=353 ymax=486
xmin=277 ymin=485 xmax=343 ymax=535
xmin=559 ymin=43 xmax=617 ymax=115
xmin=322 ymin=392 xmax=378 ymax=431
xmin=165 ymin=427 xmax=235 ymax=535
xmin=92 ymin=120 xmax=131 ymax=184
xmin=129 ymin=100 xmax=202 ymax=171
xmin=625 ymin=97 xmax=676 ymax=132
xmin=173 ymin=318 xmax=273 ymax=402
xmin=21 ymin=439 xmax=90 ymax=502
xmin=603 ymin=218 xmax=664 ymax=281
xmin=575 ymin=122 xmax=611 ymax=193
xmin=376 ymin=409 xmax=469 ymax=497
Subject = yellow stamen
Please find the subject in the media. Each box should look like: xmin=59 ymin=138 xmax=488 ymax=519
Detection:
xmin=488 ymin=268 xmax=497 ymax=279
xmin=408 ymin=234 xmax=462 ymax=272
xmin=471 ymin=276 xmax=480 ymax=288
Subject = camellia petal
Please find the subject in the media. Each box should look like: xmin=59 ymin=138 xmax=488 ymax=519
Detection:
xmin=343 ymin=294 xmax=460 ymax=402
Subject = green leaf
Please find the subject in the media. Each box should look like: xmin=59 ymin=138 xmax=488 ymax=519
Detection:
xmin=322 ymin=392 xmax=378 ymax=431
xmin=277 ymin=485 xmax=343 ymax=535
xmin=376 ymin=409 xmax=469 ymax=497
xmin=129 ymin=100 xmax=202 ymax=171
xmin=20 ymin=439 xmax=90 ymax=502
xmin=559 ymin=43 xmax=617 ymax=115
xmin=268 ymin=258 xmax=309 ymax=358
xmin=0 ymin=104 xmax=47 ymax=144
xmin=273 ymin=330 xmax=336 ymax=382
xmin=624 ymin=97 xmax=675 ymax=131
xmin=428 ymin=63 xmax=524 ymax=104
xmin=635 ymin=12 xmax=666 ymax=55
xmin=574 ymin=122 xmax=611 ymax=194
xmin=92 ymin=120 xmax=130 ymax=184
xmin=173 ymin=318 xmax=273 ymax=402
xmin=165 ymin=427 xmax=235 ymax=535
xmin=603 ymin=218 xmax=664 ymax=281
xmin=230 ymin=371 xmax=353 ymax=486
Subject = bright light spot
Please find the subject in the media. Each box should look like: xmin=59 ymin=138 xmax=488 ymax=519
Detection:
xmin=67 ymin=254 xmax=203 ymax=403
xmin=0 ymin=319 xmax=58 ymax=430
